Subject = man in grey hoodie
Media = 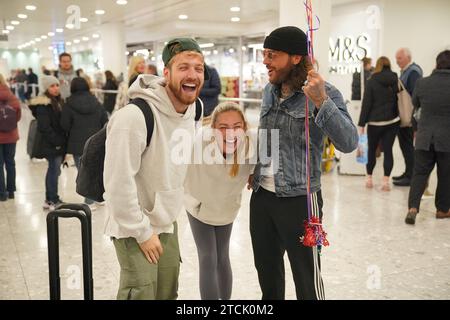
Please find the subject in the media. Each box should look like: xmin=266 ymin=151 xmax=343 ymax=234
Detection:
xmin=104 ymin=38 xmax=207 ymax=300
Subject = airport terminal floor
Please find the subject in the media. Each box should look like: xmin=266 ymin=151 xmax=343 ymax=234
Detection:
xmin=1 ymin=104 xmax=449 ymax=300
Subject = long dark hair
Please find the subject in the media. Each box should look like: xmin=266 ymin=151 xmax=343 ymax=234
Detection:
xmin=436 ymin=50 xmax=450 ymax=70
xmin=105 ymin=70 xmax=117 ymax=85
xmin=285 ymin=55 xmax=314 ymax=92
xmin=44 ymin=91 xmax=63 ymax=112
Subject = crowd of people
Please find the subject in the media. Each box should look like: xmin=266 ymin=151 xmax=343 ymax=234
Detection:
xmin=0 ymin=26 xmax=449 ymax=301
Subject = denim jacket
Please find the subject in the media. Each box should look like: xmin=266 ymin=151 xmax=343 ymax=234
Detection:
xmin=252 ymin=82 xmax=358 ymax=197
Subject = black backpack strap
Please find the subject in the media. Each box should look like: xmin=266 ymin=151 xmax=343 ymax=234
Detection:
xmin=195 ymin=98 xmax=203 ymax=121
xmin=130 ymin=98 xmax=154 ymax=147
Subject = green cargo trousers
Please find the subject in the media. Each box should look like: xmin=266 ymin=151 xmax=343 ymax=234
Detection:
xmin=112 ymin=222 xmax=180 ymax=300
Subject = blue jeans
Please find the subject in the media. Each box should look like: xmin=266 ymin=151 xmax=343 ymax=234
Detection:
xmin=0 ymin=143 xmax=16 ymax=197
xmin=73 ymin=155 xmax=95 ymax=205
xmin=45 ymin=155 xmax=63 ymax=203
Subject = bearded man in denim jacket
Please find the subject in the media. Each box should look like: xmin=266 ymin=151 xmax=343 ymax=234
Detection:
xmin=249 ymin=26 xmax=358 ymax=300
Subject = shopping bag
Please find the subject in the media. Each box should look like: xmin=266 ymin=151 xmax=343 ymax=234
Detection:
xmin=356 ymin=134 xmax=368 ymax=164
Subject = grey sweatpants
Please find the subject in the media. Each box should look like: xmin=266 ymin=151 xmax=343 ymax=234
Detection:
xmin=187 ymin=212 xmax=233 ymax=300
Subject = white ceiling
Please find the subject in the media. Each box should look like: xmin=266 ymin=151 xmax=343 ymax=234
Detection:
xmin=0 ymin=0 xmax=364 ymax=50
xmin=0 ymin=0 xmax=278 ymax=50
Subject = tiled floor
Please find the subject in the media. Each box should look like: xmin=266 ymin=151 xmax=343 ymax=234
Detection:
xmin=1 ymin=104 xmax=449 ymax=300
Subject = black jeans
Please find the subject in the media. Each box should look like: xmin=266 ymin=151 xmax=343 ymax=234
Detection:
xmin=367 ymin=122 xmax=399 ymax=176
xmin=397 ymin=127 xmax=415 ymax=178
xmin=408 ymin=144 xmax=450 ymax=212
xmin=0 ymin=143 xmax=16 ymax=197
xmin=250 ymin=187 xmax=325 ymax=300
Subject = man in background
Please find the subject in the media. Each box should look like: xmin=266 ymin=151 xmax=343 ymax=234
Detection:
xmin=394 ymin=48 xmax=423 ymax=187
xmin=199 ymin=64 xmax=221 ymax=117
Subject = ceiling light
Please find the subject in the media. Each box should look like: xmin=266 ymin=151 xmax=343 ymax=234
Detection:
xmin=242 ymin=46 xmax=247 ymax=51
xmin=26 ymin=5 xmax=37 ymax=11
xmin=229 ymin=48 xmax=235 ymax=53
xmin=116 ymin=0 xmax=128 ymax=4
xmin=125 ymin=51 xmax=129 ymax=55
xmin=35 ymin=38 xmax=41 ymax=42
xmin=178 ymin=14 xmax=188 ymax=20
xmin=80 ymin=17 xmax=88 ymax=23
xmin=95 ymin=9 xmax=105 ymax=15
xmin=65 ymin=23 xmax=74 ymax=29
xmin=230 ymin=7 xmax=240 ymax=12
xmin=56 ymin=28 xmax=64 ymax=33
xmin=92 ymin=34 xmax=99 ymax=38
xmin=30 ymin=40 xmax=35 ymax=44
xmin=2 ymin=30 xmax=9 ymax=34
xmin=48 ymin=46 xmax=53 ymax=50
xmin=213 ymin=49 xmax=218 ymax=55
xmin=199 ymin=43 xmax=214 ymax=48
xmin=11 ymin=21 xmax=20 ymax=25
xmin=231 ymin=17 xmax=240 ymax=22
xmin=73 ymin=39 xmax=80 ymax=43
xmin=6 ymin=26 xmax=14 ymax=31
xmin=66 ymin=42 xmax=72 ymax=46
xmin=82 ymin=37 xmax=89 ymax=41
xmin=48 ymin=32 xmax=55 ymax=36
xmin=41 ymin=35 xmax=47 ymax=39
xmin=18 ymin=14 xmax=28 ymax=19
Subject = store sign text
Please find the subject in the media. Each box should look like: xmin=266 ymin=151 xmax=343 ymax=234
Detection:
xmin=329 ymin=34 xmax=371 ymax=75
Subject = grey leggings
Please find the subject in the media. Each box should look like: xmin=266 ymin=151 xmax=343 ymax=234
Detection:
xmin=187 ymin=212 xmax=233 ymax=300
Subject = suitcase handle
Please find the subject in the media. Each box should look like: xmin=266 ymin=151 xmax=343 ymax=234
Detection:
xmin=46 ymin=207 xmax=93 ymax=300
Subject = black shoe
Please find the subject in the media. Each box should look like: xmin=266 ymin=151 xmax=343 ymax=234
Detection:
xmin=393 ymin=177 xmax=411 ymax=186
xmin=405 ymin=210 xmax=417 ymax=225
xmin=0 ymin=194 xmax=7 ymax=202
xmin=393 ymin=173 xmax=406 ymax=181
xmin=8 ymin=192 xmax=14 ymax=199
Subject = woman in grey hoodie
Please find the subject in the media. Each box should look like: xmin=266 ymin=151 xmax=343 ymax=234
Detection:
xmin=184 ymin=102 xmax=255 ymax=300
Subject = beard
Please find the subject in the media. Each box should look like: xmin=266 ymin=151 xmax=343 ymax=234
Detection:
xmin=167 ymin=79 xmax=200 ymax=105
xmin=269 ymin=61 xmax=295 ymax=85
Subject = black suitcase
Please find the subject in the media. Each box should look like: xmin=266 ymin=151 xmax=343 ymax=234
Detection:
xmin=46 ymin=203 xmax=94 ymax=300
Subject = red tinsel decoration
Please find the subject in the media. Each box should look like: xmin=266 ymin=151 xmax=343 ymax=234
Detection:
xmin=301 ymin=216 xmax=329 ymax=247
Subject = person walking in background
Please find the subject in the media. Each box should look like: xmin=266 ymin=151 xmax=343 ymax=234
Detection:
xmin=28 ymin=76 xmax=66 ymax=211
xmin=26 ymin=68 xmax=39 ymax=100
xmin=55 ymin=52 xmax=77 ymax=101
xmin=102 ymin=70 xmax=118 ymax=115
xmin=199 ymin=64 xmax=221 ymax=117
xmin=352 ymin=57 xmax=373 ymax=101
xmin=0 ymin=73 xmax=21 ymax=201
xmin=405 ymin=50 xmax=450 ymax=224
xmin=184 ymin=102 xmax=255 ymax=300
xmin=60 ymin=77 xmax=108 ymax=209
xmin=358 ymin=57 xmax=400 ymax=191
xmin=393 ymin=48 xmax=423 ymax=187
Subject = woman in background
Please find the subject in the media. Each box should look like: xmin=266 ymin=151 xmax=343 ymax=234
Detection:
xmin=0 ymin=73 xmax=21 ymax=201
xmin=29 ymin=76 xmax=66 ymax=210
xmin=358 ymin=56 xmax=400 ymax=191
xmin=102 ymin=70 xmax=118 ymax=115
xmin=61 ymin=77 xmax=108 ymax=209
